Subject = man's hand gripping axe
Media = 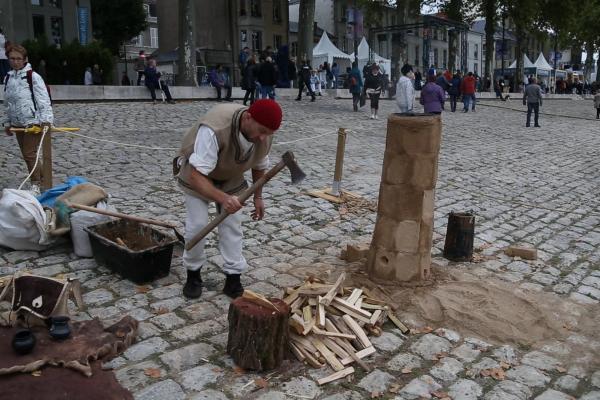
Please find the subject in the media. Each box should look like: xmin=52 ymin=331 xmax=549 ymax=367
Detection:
xmin=184 ymin=151 xmax=306 ymax=251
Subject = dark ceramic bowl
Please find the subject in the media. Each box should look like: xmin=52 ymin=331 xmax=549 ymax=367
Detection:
xmin=12 ymin=329 xmax=36 ymax=355
xmin=49 ymin=316 xmax=71 ymax=340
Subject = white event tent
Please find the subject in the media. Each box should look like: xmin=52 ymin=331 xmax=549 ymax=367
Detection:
xmin=508 ymin=54 xmax=535 ymax=69
xmin=312 ymin=32 xmax=353 ymax=70
xmin=350 ymin=38 xmax=392 ymax=75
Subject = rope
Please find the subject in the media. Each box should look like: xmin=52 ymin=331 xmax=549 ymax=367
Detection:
xmin=52 ymin=127 xmax=338 ymax=150
xmin=17 ymin=127 xmax=48 ymax=190
xmin=478 ymin=101 xmax=600 ymax=121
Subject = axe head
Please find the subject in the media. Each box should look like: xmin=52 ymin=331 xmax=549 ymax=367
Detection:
xmin=282 ymin=151 xmax=306 ymax=184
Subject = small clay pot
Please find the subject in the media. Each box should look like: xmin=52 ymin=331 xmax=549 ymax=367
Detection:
xmin=12 ymin=329 xmax=36 ymax=355
xmin=49 ymin=316 xmax=71 ymax=340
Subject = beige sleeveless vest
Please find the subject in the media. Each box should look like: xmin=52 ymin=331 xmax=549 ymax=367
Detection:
xmin=175 ymin=104 xmax=272 ymax=200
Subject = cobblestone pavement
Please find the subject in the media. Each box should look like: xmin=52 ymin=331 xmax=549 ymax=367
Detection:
xmin=1 ymin=98 xmax=599 ymax=399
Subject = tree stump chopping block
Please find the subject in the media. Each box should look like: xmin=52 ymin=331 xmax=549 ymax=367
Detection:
xmin=227 ymin=297 xmax=290 ymax=371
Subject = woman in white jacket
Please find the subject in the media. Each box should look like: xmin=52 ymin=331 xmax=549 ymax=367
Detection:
xmin=395 ymin=63 xmax=416 ymax=113
xmin=3 ymin=45 xmax=54 ymax=194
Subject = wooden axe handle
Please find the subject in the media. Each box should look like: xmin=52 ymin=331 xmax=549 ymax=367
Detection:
xmin=66 ymin=202 xmax=177 ymax=229
xmin=184 ymin=158 xmax=286 ymax=251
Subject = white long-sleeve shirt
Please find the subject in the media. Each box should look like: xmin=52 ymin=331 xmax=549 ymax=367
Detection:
xmin=4 ymin=63 xmax=54 ymax=127
xmin=189 ymin=125 xmax=270 ymax=176
xmin=396 ymin=75 xmax=415 ymax=113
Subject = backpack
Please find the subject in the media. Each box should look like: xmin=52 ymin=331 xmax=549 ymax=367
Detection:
xmin=3 ymin=69 xmax=52 ymax=110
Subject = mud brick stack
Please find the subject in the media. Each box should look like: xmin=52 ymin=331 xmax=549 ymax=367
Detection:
xmin=368 ymin=114 xmax=442 ymax=281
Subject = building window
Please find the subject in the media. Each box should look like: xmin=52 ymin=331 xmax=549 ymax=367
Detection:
xmin=50 ymin=16 xmax=63 ymax=46
xmin=442 ymin=29 xmax=447 ymax=41
xmin=48 ymin=0 xmax=61 ymax=7
xmin=144 ymin=3 xmax=157 ymax=22
xmin=474 ymin=43 xmax=479 ymax=59
xmin=434 ymin=48 xmax=439 ymax=67
xmin=32 ymin=15 xmax=45 ymax=38
xmin=443 ymin=49 xmax=447 ymax=68
xmin=341 ymin=5 xmax=347 ymax=22
xmin=251 ymin=31 xmax=262 ymax=51
xmin=240 ymin=30 xmax=247 ymax=45
xmin=250 ymin=0 xmax=261 ymax=17
xmin=31 ymin=0 xmax=42 ymax=5
xmin=274 ymin=34 xmax=282 ymax=50
xmin=474 ymin=63 xmax=478 ymax=74
xmin=240 ymin=0 xmax=246 ymax=16
xmin=135 ymin=33 xmax=144 ymax=47
xmin=390 ymin=15 xmax=395 ymax=25
xmin=150 ymin=27 xmax=158 ymax=48
xmin=415 ymin=45 xmax=419 ymax=66
xmin=273 ymin=0 xmax=282 ymax=23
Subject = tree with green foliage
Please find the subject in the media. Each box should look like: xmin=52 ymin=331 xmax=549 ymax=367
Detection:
xmin=564 ymin=0 xmax=600 ymax=82
xmin=91 ymin=0 xmax=148 ymax=55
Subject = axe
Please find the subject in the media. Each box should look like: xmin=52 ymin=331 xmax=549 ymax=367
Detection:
xmin=185 ymin=151 xmax=305 ymax=251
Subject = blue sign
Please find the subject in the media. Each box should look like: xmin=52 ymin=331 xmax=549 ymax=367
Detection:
xmin=78 ymin=7 xmax=89 ymax=45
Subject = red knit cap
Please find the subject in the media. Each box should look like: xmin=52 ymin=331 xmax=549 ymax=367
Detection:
xmin=248 ymin=99 xmax=283 ymax=131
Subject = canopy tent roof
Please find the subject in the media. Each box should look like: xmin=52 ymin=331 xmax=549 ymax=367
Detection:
xmin=312 ymin=32 xmax=352 ymax=61
xmin=350 ymin=37 xmax=391 ymax=64
xmin=534 ymin=53 xmax=553 ymax=70
xmin=508 ymin=54 xmax=535 ymax=69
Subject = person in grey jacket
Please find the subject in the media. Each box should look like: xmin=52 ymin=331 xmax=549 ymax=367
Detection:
xmin=523 ymin=77 xmax=543 ymax=127
xmin=396 ymin=63 xmax=415 ymax=113
xmin=3 ymin=44 xmax=53 ymax=194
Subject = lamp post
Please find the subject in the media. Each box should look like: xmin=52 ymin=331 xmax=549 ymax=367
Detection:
xmin=501 ymin=9 xmax=506 ymax=79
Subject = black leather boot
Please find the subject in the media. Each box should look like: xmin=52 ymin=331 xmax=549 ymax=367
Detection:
xmin=183 ymin=269 xmax=203 ymax=299
xmin=223 ymin=274 xmax=244 ymax=298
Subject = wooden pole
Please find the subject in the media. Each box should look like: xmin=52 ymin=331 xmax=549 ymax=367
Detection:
xmin=330 ymin=128 xmax=347 ymax=197
xmin=41 ymin=129 xmax=52 ymax=191
xmin=367 ymin=114 xmax=442 ymax=282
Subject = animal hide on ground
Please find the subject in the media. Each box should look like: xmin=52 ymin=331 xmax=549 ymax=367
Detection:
xmin=0 ymin=316 xmax=138 ymax=377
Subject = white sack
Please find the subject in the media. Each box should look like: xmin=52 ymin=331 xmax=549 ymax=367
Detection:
xmin=70 ymin=200 xmax=115 ymax=258
xmin=0 ymin=189 xmax=53 ymax=251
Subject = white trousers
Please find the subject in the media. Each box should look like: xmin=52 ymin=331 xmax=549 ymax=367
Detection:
xmin=182 ymin=193 xmax=247 ymax=274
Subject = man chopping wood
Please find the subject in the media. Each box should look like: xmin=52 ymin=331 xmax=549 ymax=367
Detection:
xmin=174 ymin=99 xmax=283 ymax=299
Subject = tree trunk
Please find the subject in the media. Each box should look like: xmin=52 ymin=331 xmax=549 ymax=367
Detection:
xmin=391 ymin=2 xmax=407 ymax=79
xmin=584 ymin=42 xmax=594 ymax=82
xmin=483 ymin=0 xmax=496 ymax=92
xmin=297 ymin=0 xmax=315 ymax=68
xmin=178 ymin=0 xmax=196 ymax=86
xmin=514 ymin=27 xmax=524 ymax=92
xmin=448 ymin=30 xmax=458 ymax=72
xmin=227 ymin=297 xmax=290 ymax=371
xmin=596 ymin=52 xmax=600 ymax=83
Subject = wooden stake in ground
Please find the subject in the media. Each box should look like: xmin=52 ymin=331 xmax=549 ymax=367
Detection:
xmin=367 ymin=114 xmax=442 ymax=281
xmin=227 ymin=296 xmax=290 ymax=371
xmin=41 ymin=128 xmax=53 ymax=191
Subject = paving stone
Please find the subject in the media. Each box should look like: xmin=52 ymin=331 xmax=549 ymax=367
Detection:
xmin=178 ymin=363 xmax=223 ymax=391
xmin=521 ymin=351 xmax=562 ymax=372
xmin=399 ymin=375 xmax=442 ymax=400
xmin=534 ymin=389 xmax=575 ymax=400
xmin=149 ymin=283 xmax=182 ymax=299
xmin=492 ymin=380 xmax=533 ymax=400
xmin=469 ymin=357 xmax=501 ymax=375
xmin=371 ymin=331 xmax=404 ymax=352
xmin=320 ymin=390 xmax=364 ymax=400
xmin=150 ymin=297 xmax=185 ymax=313
xmin=150 ymin=312 xmax=186 ymax=330
xmin=429 ymin=357 xmax=463 ymax=382
xmin=254 ymin=391 xmax=288 ymax=400
xmin=3 ymin=250 xmax=39 ymax=264
xmin=134 ymin=379 xmax=185 ymax=400
xmin=189 ymin=389 xmax=230 ymax=400
xmin=116 ymin=360 xmax=163 ymax=391
xmin=159 ymin=343 xmax=217 ymax=373
xmin=116 ymin=294 xmax=149 ymax=311
xmin=447 ymin=379 xmax=483 ymax=400
xmin=577 ymin=285 xmax=600 ymax=300
xmin=68 ymin=258 xmax=98 ymax=271
xmin=387 ymin=353 xmax=423 ymax=371
xmin=410 ymin=334 xmax=452 ymax=360
xmin=434 ymin=328 xmax=461 ymax=342
xmin=506 ymin=365 xmax=551 ymax=387
xmin=484 ymin=388 xmax=521 ymax=400
xmin=451 ymin=343 xmax=481 ymax=363
xmin=82 ymin=288 xmax=114 ymax=305
xmin=171 ymin=320 xmax=225 ymax=341
xmin=137 ymin=321 xmax=161 ymax=339
xmin=593 ymin=371 xmax=600 ymax=388
xmin=580 ymin=392 xmax=600 ymax=400
xmin=123 ymin=337 xmax=170 ymax=361
xmin=125 ymin=307 xmax=155 ymax=321
xmin=492 ymin=345 xmax=517 ymax=365
xmin=32 ymin=265 xmax=66 ymax=277
xmin=280 ymin=376 xmax=322 ymax=399
xmin=553 ymin=375 xmax=580 ymax=392
xmin=357 ymin=369 xmax=396 ymax=393
xmin=181 ymin=302 xmax=221 ymax=321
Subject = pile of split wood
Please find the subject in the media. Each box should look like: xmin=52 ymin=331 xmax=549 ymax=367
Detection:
xmin=282 ymin=273 xmax=409 ymax=385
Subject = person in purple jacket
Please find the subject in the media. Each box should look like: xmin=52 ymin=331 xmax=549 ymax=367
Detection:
xmin=420 ymin=74 xmax=445 ymax=114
